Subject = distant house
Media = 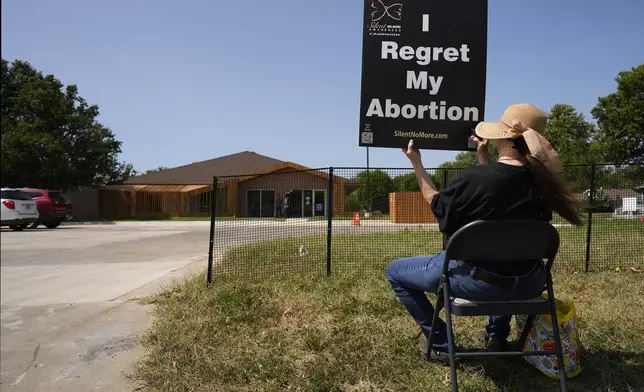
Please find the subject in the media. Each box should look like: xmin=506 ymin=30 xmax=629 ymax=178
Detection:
xmin=577 ymin=188 xmax=640 ymax=203
xmin=572 ymin=188 xmax=643 ymax=212
xmin=100 ymin=151 xmax=358 ymax=220
xmin=601 ymin=188 xmax=640 ymax=205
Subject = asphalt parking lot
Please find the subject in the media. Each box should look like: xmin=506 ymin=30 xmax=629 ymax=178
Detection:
xmin=0 ymin=222 xmax=211 ymax=391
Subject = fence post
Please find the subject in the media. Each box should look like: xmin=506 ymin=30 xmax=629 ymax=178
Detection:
xmin=326 ymin=168 xmax=334 ymax=277
xmin=442 ymin=168 xmax=448 ymax=190
xmin=207 ymin=176 xmax=218 ymax=287
xmin=584 ymin=165 xmax=596 ymax=273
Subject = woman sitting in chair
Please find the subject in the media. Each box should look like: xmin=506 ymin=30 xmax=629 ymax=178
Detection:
xmin=386 ymin=103 xmax=583 ymax=363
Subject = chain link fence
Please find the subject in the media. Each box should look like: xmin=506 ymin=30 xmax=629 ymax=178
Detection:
xmin=207 ymin=164 xmax=644 ymax=283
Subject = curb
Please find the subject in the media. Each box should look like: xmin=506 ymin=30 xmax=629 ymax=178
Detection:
xmin=62 ymin=221 xmax=117 ymax=226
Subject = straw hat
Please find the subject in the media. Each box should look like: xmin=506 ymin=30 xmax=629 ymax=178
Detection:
xmin=475 ymin=103 xmax=563 ymax=173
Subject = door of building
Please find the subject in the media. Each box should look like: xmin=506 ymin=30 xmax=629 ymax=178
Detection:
xmin=247 ymin=190 xmax=261 ymax=217
xmin=247 ymin=190 xmax=275 ymax=217
xmin=286 ymin=190 xmax=302 ymax=218
xmin=260 ymin=190 xmax=275 ymax=217
xmin=285 ymin=190 xmax=326 ymax=218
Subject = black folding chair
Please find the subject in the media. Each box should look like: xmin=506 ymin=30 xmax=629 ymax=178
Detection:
xmin=426 ymin=220 xmax=567 ymax=392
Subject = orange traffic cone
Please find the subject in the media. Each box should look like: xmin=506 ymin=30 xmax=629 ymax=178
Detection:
xmin=352 ymin=212 xmax=361 ymax=226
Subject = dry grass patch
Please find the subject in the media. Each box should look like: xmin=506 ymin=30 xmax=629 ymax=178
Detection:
xmin=133 ymin=267 xmax=644 ymax=392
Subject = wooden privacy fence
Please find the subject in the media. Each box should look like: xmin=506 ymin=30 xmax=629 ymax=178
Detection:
xmin=99 ymin=189 xmax=134 ymax=220
xmin=389 ymin=192 xmax=437 ymax=224
xmin=99 ymin=185 xmax=212 ymax=220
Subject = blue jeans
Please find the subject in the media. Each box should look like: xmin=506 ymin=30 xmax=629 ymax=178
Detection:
xmin=386 ymin=251 xmax=546 ymax=351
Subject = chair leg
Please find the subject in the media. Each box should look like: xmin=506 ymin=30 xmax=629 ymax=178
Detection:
xmin=426 ymin=287 xmax=444 ymax=361
xmin=546 ymin=273 xmax=568 ymax=392
xmin=518 ymin=314 xmax=535 ymax=350
xmin=443 ymin=283 xmax=459 ymax=392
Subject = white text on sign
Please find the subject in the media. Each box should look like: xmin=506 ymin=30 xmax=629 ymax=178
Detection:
xmin=381 ymin=42 xmax=471 ymax=65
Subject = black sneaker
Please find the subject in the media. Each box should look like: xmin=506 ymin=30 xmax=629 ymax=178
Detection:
xmin=418 ymin=339 xmax=461 ymax=365
xmin=477 ymin=331 xmax=510 ymax=352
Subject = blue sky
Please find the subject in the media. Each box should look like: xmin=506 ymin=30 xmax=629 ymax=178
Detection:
xmin=2 ymin=0 xmax=643 ymax=172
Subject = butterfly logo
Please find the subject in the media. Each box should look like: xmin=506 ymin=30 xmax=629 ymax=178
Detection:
xmin=371 ymin=0 xmax=402 ymax=22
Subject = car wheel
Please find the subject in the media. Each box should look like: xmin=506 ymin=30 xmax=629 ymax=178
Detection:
xmin=44 ymin=221 xmax=61 ymax=229
xmin=28 ymin=220 xmax=40 ymax=229
xmin=9 ymin=224 xmax=28 ymax=231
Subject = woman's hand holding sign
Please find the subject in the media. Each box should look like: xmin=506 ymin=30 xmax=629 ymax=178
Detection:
xmin=402 ymin=139 xmax=439 ymax=203
xmin=470 ymin=135 xmax=488 ymax=152
xmin=402 ymin=139 xmax=422 ymax=165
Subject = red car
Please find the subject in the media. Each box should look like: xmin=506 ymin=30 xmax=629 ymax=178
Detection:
xmin=19 ymin=188 xmax=73 ymax=229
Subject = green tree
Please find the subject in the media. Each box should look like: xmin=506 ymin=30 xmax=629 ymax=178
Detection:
xmin=121 ymin=163 xmax=138 ymax=181
xmin=544 ymin=104 xmax=602 ymax=164
xmin=354 ymin=170 xmax=395 ymax=213
xmin=145 ymin=166 xmax=170 ymax=175
xmin=0 ymin=58 xmax=133 ymax=190
xmin=591 ymin=64 xmax=644 ymax=165
xmin=540 ymin=104 xmax=603 ymax=192
xmin=346 ymin=192 xmax=361 ymax=212
xmin=393 ymin=170 xmax=450 ymax=191
xmin=392 ymin=172 xmax=419 ymax=192
xmin=438 ymin=152 xmax=478 ymax=169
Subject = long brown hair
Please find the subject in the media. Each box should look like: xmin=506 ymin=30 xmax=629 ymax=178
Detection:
xmin=511 ymin=137 xmax=583 ymax=226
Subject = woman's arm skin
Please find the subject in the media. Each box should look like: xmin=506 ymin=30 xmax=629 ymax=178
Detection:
xmin=402 ymin=139 xmax=439 ymax=204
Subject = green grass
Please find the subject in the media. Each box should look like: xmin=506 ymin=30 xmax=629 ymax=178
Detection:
xmin=132 ymin=225 xmax=644 ymax=392
xmin=213 ymin=220 xmax=643 ymax=280
xmin=132 ymin=270 xmax=644 ymax=392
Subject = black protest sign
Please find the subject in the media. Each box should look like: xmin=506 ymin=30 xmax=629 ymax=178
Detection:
xmin=358 ymin=0 xmax=488 ymax=151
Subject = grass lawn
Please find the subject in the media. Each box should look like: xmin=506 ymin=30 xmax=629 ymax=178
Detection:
xmin=133 ymin=227 xmax=644 ymax=392
xmin=213 ymin=219 xmax=643 ymax=280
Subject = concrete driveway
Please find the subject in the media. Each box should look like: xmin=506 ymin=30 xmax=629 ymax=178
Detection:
xmin=1 ymin=219 xmax=439 ymax=391
xmin=1 ymin=222 xmax=211 ymax=392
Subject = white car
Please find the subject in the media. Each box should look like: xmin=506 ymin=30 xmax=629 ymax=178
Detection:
xmin=1 ymin=188 xmax=40 ymax=231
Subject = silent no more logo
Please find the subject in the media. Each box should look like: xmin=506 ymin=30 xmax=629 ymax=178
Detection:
xmin=368 ymin=0 xmax=402 ymax=37
xmin=371 ymin=0 xmax=402 ymax=21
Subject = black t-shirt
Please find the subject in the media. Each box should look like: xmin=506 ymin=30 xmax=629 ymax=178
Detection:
xmin=431 ymin=162 xmax=552 ymax=275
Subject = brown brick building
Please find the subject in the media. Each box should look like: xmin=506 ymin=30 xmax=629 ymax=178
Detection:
xmin=100 ymin=152 xmax=358 ymax=220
